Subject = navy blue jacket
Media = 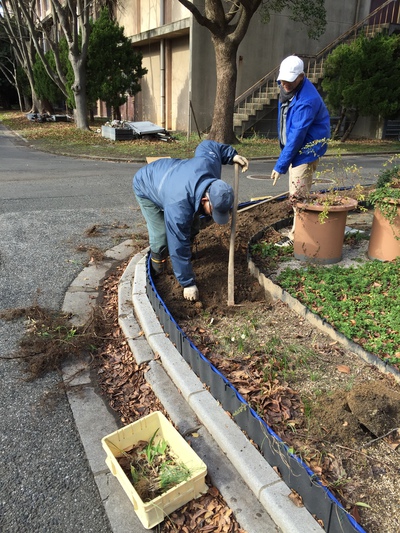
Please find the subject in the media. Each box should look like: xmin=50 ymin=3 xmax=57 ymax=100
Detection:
xmin=275 ymin=78 xmax=330 ymax=175
xmin=133 ymin=140 xmax=237 ymax=287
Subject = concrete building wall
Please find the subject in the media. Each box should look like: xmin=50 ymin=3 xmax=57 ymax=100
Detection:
xmin=134 ymin=36 xmax=189 ymax=130
xmin=168 ymin=36 xmax=190 ymax=131
xmin=190 ymin=23 xmax=216 ymax=134
xmin=117 ymin=0 xmax=188 ymax=35
xmin=138 ymin=43 xmax=161 ymax=123
xmin=121 ymin=0 xmax=382 ymax=136
xmin=140 ymin=0 xmax=161 ymax=30
xmin=191 ymin=1 xmax=373 ymax=133
xmin=116 ymin=0 xmax=141 ymax=36
xmin=166 ymin=0 xmax=188 ymax=24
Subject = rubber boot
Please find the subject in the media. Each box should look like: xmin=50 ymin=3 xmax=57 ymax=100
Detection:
xmin=150 ymin=246 xmax=168 ymax=276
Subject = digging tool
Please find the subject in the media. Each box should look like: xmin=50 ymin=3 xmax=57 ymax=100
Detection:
xmin=227 ymin=163 xmax=240 ymax=306
xmin=250 ymin=195 xmax=272 ymax=201
xmin=237 ymin=191 xmax=290 ymax=214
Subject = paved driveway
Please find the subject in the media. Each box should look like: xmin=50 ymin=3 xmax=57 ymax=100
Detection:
xmin=0 ymin=124 xmax=143 ymax=533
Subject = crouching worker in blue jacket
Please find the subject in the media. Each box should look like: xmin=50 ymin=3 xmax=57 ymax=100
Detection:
xmin=133 ymin=140 xmax=249 ymax=301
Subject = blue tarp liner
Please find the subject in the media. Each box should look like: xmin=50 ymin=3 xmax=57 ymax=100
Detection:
xmin=145 ymin=198 xmax=368 ymax=533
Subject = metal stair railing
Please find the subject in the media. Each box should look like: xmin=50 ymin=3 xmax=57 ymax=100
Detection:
xmin=233 ymin=0 xmax=399 ymax=134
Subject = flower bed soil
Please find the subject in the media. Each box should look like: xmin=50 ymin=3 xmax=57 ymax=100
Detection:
xmin=153 ymin=198 xmax=400 ymax=533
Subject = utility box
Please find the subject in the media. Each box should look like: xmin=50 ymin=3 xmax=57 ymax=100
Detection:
xmin=101 ymin=125 xmax=134 ymax=140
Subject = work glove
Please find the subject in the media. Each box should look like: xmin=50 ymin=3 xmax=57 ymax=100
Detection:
xmin=183 ymin=285 xmax=199 ymax=301
xmin=233 ymin=155 xmax=249 ymax=173
xmin=271 ymin=170 xmax=281 ymax=185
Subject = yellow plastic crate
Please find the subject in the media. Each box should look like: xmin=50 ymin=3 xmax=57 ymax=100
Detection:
xmin=101 ymin=411 xmax=208 ymax=529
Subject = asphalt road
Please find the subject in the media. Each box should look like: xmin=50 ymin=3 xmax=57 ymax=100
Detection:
xmin=0 ymin=125 xmax=142 ymax=533
xmin=0 ymin=122 xmax=386 ymax=532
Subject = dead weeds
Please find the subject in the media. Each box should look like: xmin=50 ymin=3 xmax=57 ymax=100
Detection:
xmin=0 ymin=304 xmax=106 ymax=380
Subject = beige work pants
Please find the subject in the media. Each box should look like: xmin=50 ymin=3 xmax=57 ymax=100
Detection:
xmin=288 ymin=160 xmax=319 ymax=240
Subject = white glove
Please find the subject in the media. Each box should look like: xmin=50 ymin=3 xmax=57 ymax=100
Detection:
xmin=183 ymin=285 xmax=199 ymax=301
xmin=233 ymin=155 xmax=249 ymax=173
xmin=271 ymin=170 xmax=281 ymax=185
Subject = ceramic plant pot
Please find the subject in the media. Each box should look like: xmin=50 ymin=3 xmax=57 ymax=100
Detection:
xmin=294 ymin=196 xmax=358 ymax=264
xmin=368 ymin=201 xmax=400 ymax=261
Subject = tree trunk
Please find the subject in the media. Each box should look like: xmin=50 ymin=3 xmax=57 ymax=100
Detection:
xmin=40 ymin=98 xmax=54 ymax=114
xmin=341 ymin=110 xmax=359 ymax=142
xmin=30 ymin=87 xmax=41 ymax=114
xmin=333 ymin=108 xmax=346 ymax=140
xmin=70 ymin=58 xmax=89 ymax=130
xmin=113 ymin=106 xmax=122 ymax=121
xmin=208 ymin=36 xmax=238 ymax=144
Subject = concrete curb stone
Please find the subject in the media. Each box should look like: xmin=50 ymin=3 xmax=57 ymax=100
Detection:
xmin=61 ymin=238 xmax=323 ymax=533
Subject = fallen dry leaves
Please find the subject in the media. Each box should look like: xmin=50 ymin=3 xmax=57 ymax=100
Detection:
xmin=97 ymin=264 xmax=247 ymax=532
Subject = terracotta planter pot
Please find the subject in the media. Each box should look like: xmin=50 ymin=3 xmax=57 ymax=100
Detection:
xmin=368 ymin=202 xmax=400 ymax=261
xmin=294 ymin=197 xmax=358 ymax=264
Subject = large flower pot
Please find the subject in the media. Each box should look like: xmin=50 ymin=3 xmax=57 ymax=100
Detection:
xmin=368 ymin=202 xmax=400 ymax=261
xmin=294 ymin=197 xmax=358 ymax=264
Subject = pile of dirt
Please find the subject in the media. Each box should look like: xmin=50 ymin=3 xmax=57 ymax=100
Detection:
xmin=153 ymin=198 xmax=400 ymax=533
xmin=155 ymin=200 xmax=292 ymax=318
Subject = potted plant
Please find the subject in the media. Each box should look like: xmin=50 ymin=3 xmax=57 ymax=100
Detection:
xmin=288 ymin=144 xmax=364 ymax=264
xmin=367 ymin=164 xmax=400 ymax=261
xmin=293 ymin=184 xmax=363 ymax=265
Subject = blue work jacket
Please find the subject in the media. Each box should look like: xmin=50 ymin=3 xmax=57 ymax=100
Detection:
xmin=133 ymin=140 xmax=237 ymax=287
xmin=275 ymin=78 xmax=331 ymax=175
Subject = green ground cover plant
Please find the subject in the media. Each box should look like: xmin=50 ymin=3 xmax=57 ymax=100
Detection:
xmin=276 ymin=258 xmax=400 ymax=366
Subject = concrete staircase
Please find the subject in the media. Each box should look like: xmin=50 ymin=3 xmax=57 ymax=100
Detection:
xmin=233 ymin=0 xmax=396 ymax=138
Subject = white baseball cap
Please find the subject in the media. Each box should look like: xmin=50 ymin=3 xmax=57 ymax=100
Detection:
xmin=277 ymin=56 xmax=304 ymax=83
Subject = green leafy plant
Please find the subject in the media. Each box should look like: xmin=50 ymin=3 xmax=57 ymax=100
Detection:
xmin=144 ymin=428 xmax=168 ymax=464
xmin=250 ymin=241 xmax=293 ymax=269
xmin=277 ymin=259 xmax=400 ymax=363
xmin=117 ymin=429 xmax=193 ymax=502
xmin=368 ymin=164 xmax=400 ymax=226
xmin=159 ymin=462 xmax=191 ymax=491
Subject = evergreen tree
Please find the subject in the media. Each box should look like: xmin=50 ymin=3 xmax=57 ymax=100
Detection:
xmin=87 ymin=9 xmax=147 ymax=120
xmin=322 ymin=32 xmax=400 ymax=141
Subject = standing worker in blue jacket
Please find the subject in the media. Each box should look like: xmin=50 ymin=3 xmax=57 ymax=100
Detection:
xmin=133 ymin=140 xmax=249 ymax=301
xmin=271 ymin=55 xmax=331 ymax=246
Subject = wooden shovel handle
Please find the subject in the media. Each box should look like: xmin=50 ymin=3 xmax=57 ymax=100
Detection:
xmin=227 ymin=164 xmax=240 ymax=306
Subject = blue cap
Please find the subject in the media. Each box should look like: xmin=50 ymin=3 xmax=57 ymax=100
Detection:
xmin=208 ymin=180 xmax=234 ymax=225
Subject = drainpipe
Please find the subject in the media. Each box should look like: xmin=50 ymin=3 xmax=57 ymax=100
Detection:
xmin=187 ymin=14 xmax=194 ymax=140
xmin=160 ymin=0 xmax=165 ymax=129
xmin=354 ymin=0 xmax=361 ymax=24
